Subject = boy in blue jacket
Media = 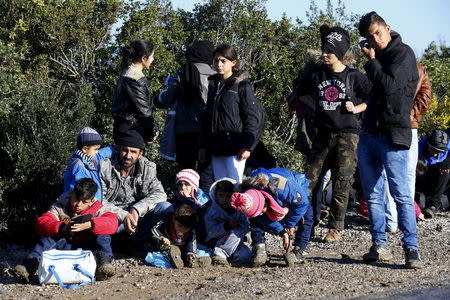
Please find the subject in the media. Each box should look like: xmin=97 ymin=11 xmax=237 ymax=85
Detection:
xmin=237 ymin=167 xmax=312 ymax=266
xmin=63 ymin=127 xmax=113 ymax=202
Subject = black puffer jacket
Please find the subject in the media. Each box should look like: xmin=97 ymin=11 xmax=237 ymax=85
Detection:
xmin=201 ymin=70 xmax=265 ymax=156
xmin=363 ymin=32 xmax=418 ymax=149
xmin=112 ymin=65 xmax=153 ymax=122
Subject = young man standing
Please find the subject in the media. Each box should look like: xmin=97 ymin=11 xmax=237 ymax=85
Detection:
xmin=357 ymin=12 xmax=423 ymax=269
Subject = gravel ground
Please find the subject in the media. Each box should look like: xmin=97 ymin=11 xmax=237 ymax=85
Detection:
xmin=0 ymin=211 xmax=449 ymax=300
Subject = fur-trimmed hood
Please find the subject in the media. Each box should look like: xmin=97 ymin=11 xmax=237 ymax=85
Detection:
xmin=306 ymin=49 xmax=355 ymax=67
xmin=209 ymin=70 xmax=250 ymax=86
xmin=122 ymin=64 xmax=145 ymax=81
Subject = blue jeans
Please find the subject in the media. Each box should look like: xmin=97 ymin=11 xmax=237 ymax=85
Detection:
xmin=358 ymin=132 xmax=419 ymax=250
xmin=29 ymin=235 xmax=113 ymax=259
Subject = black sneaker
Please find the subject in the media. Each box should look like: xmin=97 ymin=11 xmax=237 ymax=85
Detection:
xmin=405 ymin=249 xmax=424 ymax=269
xmin=363 ymin=244 xmax=393 ymax=262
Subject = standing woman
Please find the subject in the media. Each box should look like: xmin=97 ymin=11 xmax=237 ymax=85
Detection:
xmin=199 ymin=44 xmax=265 ymax=183
xmin=112 ymin=39 xmax=156 ymax=144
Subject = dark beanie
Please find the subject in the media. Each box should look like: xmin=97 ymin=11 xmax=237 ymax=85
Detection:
xmin=76 ymin=127 xmax=102 ymax=148
xmin=428 ymin=129 xmax=448 ymax=152
xmin=320 ymin=25 xmax=350 ymax=61
xmin=116 ymin=129 xmax=145 ymax=150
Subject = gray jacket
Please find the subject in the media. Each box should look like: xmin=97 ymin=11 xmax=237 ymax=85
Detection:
xmin=101 ymin=155 xmax=167 ymax=223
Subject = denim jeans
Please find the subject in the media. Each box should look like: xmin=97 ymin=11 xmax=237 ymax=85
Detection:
xmin=358 ymin=131 xmax=419 ymax=250
xmin=384 ymin=129 xmax=418 ymax=231
xmin=29 ymin=235 xmax=113 ymax=259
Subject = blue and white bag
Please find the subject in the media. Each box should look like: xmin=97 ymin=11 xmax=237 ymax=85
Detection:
xmin=38 ymin=249 xmax=96 ymax=289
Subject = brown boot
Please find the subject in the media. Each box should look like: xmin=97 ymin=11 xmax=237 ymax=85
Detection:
xmin=323 ymin=229 xmax=341 ymax=243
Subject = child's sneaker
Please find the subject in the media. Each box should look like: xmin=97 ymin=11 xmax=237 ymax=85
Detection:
xmin=292 ymin=246 xmax=307 ymax=264
xmin=284 ymin=252 xmax=297 ymax=267
xmin=95 ymin=252 xmax=115 ymax=281
xmin=12 ymin=258 xmax=38 ymax=283
xmin=212 ymin=254 xmax=229 ymax=266
xmin=12 ymin=265 xmax=30 ymax=283
xmin=168 ymin=246 xmax=184 ymax=269
xmin=188 ymin=256 xmax=212 ymax=268
xmin=252 ymin=243 xmax=268 ymax=267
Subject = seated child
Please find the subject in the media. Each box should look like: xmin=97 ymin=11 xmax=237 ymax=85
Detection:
xmin=239 ymin=167 xmax=312 ymax=266
xmin=173 ymin=169 xmax=210 ymax=209
xmin=13 ymin=178 xmax=118 ymax=283
xmin=149 ymin=204 xmax=211 ymax=268
xmin=204 ymin=179 xmax=252 ymax=266
xmin=63 ymin=127 xmax=114 ymax=202
xmin=173 ymin=169 xmax=211 ymax=243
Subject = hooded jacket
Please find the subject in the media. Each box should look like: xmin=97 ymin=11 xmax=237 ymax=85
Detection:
xmin=362 ymin=32 xmax=418 ymax=149
xmin=201 ymin=70 xmax=265 ymax=156
xmin=203 ymin=178 xmax=249 ymax=243
xmin=63 ymin=146 xmax=114 ymax=202
xmin=100 ymin=155 xmax=167 ymax=223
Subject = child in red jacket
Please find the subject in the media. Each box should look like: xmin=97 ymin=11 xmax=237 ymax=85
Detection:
xmin=13 ymin=178 xmax=118 ymax=283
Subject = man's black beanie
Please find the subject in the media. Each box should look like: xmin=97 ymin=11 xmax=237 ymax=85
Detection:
xmin=320 ymin=24 xmax=350 ymax=61
xmin=116 ymin=129 xmax=145 ymax=150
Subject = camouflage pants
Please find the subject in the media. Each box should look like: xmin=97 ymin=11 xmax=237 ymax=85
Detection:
xmin=306 ymin=131 xmax=359 ymax=231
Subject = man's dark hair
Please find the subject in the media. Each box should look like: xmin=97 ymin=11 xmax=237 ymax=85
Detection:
xmin=358 ymin=11 xmax=387 ymax=37
xmin=174 ymin=204 xmax=198 ymax=228
xmin=215 ymin=180 xmax=234 ymax=196
xmin=73 ymin=178 xmax=98 ymax=200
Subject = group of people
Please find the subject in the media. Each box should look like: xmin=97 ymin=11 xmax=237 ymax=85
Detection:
xmin=12 ymin=11 xmax=450 ymax=284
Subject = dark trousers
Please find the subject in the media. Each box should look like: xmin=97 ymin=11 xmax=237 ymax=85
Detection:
xmin=29 ymin=235 xmax=113 ymax=260
xmin=416 ymin=162 xmax=450 ymax=210
xmin=307 ymin=131 xmax=359 ymax=230
xmin=113 ymin=116 xmax=155 ymax=144
xmin=250 ymin=206 xmax=314 ymax=250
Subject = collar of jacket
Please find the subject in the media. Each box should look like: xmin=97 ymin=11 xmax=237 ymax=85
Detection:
xmin=305 ymin=49 xmax=355 ymax=67
xmin=58 ymin=191 xmax=103 ymax=216
xmin=122 ymin=64 xmax=145 ymax=81
xmin=376 ymin=31 xmax=402 ymax=58
xmin=73 ymin=149 xmax=96 ymax=170
xmin=209 ymin=70 xmax=250 ymax=87
xmin=111 ymin=154 xmax=143 ymax=178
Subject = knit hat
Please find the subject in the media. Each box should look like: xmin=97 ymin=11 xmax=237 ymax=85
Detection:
xmin=230 ymin=189 xmax=289 ymax=221
xmin=116 ymin=129 xmax=145 ymax=150
xmin=320 ymin=25 xmax=350 ymax=61
xmin=176 ymin=169 xmax=200 ymax=191
xmin=76 ymin=127 xmax=102 ymax=149
xmin=428 ymin=130 xmax=449 ymax=152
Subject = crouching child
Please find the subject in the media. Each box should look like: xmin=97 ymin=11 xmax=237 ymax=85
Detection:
xmin=149 ymin=204 xmax=211 ymax=268
xmin=204 ymin=179 xmax=252 ymax=266
xmin=13 ymin=178 xmax=118 ymax=283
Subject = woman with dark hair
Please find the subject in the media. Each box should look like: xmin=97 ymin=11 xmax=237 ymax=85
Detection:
xmin=155 ymin=40 xmax=216 ymax=170
xmin=112 ymin=39 xmax=156 ymax=144
xmin=199 ymin=44 xmax=265 ymax=183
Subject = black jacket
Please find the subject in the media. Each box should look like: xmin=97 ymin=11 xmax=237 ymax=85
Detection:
xmin=201 ymin=70 xmax=265 ymax=156
xmin=112 ymin=65 xmax=153 ymax=123
xmin=363 ymin=32 xmax=418 ymax=149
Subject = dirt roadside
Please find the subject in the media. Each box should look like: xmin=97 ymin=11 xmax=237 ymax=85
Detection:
xmin=1 ymin=212 xmax=449 ymax=300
